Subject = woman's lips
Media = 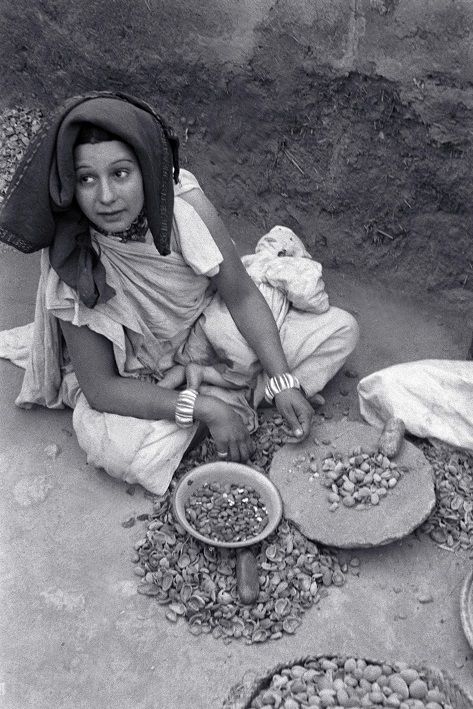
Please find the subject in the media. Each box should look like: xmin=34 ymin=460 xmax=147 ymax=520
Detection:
xmin=99 ymin=210 xmax=125 ymax=220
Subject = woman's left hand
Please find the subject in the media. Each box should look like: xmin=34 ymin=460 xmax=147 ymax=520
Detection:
xmin=274 ymin=388 xmax=314 ymax=443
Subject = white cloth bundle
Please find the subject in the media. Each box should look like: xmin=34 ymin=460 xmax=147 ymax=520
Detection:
xmin=358 ymin=359 xmax=473 ymax=450
xmin=242 ymin=225 xmax=329 ymax=314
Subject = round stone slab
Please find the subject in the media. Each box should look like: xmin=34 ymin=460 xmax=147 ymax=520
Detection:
xmin=269 ymin=420 xmax=436 ymax=548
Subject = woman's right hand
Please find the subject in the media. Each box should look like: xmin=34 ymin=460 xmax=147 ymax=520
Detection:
xmin=195 ymin=396 xmax=254 ymax=463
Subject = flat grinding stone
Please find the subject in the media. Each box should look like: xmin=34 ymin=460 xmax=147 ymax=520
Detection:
xmin=269 ymin=420 xmax=436 ymax=548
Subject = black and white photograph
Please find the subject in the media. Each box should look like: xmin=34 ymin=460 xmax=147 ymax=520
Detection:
xmin=0 ymin=1 xmax=473 ymax=707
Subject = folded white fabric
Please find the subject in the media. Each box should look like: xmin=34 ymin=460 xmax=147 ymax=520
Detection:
xmin=242 ymin=225 xmax=329 ymax=314
xmin=358 ymin=359 xmax=473 ymax=450
xmin=0 ymin=322 xmax=34 ymax=370
xmin=72 ymin=392 xmax=198 ymax=495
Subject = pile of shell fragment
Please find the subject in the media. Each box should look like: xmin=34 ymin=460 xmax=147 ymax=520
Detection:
xmin=0 ymin=106 xmax=43 ymax=205
xmin=132 ymin=412 xmax=352 ymax=644
xmin=243 ymin=656 xmax=453 ymax=709
xmin=419 ymin=441 xmax=473 ymax=551
xmin=133 ymin=490 xmax=346 ymax=643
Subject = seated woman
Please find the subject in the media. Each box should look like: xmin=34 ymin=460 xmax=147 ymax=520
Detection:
xmin=0 ymin=92 xmax=359 ymax=494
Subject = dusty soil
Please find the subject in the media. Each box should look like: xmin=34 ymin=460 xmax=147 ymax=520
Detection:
xmin=1 ymin=0 xmax=472 ymax=321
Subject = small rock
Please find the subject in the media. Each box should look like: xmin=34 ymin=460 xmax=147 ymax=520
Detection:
xmin=332 ymin=571 xmax=345 ymax=586
xmin=369 ymin=691 xmax=385 ymax=704
xmin=336 ymin=688 xmax=350 ymax=705
xmin=44 ymin=443 xmax=61 ymax=459
xmin=408 ymin=679 xmax=427 ymax=699
xmin=122 ymin=516 xmax=136 ymax=528
xmin=430 ymin=528 xmax=447 ymax=544
xmin=318 ymin=689 xmax=336 ymax=707
xmin=344 ymin=368 xmax=359 ymax=378
xmin=339 ymin=387 xmax=350 ymax=396
xmin=389 ymin=674 xmax=409 ymax=699
xmin=137 ymin=583 xmax=161 ymax=596
xmin=344 ymin=658 xmax=357 ymax=673
xmin=364 ymin=665 xmax=383 ymax=682
xmin=165 ymin=608 xmax=178 ymax=623
xmin=400 ymin=668 xmax=419 ymax=685
xmin=13 ymin=475 xmax=55 ymax=506
xmin=416 ymin=592 xmax=433 ymax=604
xmin=426 ymin=690 xmax=445 ymax=704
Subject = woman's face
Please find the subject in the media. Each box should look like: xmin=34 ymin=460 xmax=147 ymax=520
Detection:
xmin=74 ymin=140 xmax=145 ymax=232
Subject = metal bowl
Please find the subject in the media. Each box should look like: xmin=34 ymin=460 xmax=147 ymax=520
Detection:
xmin=172 ymin=461 xmax=283 ymax=549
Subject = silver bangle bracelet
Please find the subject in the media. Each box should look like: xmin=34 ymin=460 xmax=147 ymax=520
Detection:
xmin=175 ymin=388 xmax=199 ymax=428
xmin=264 ymin=373 xmax=301 ymax=403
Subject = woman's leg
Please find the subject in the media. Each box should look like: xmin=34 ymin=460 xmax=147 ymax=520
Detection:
xmin=72 ymin=392 xmax=198 ymax=495
xmin=280 ymin=306 xmax=359 ymax=397
xmin=254 ymin=306 xmax=359 ymax=407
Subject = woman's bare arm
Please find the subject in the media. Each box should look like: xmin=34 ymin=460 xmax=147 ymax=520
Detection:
xmin=180 ymin=189 xmax=291 ymax=376
xmin=179 ymin=188 xmax=314 ymax=440
xmin=59 ymin=319 xmax=254 ymax=459
xmin=60 ymin=319 xmax=181 ymax=418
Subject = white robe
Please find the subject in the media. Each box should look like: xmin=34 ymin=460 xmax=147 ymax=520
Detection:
xmin=0 ymin=172 xmax=359 ymax=493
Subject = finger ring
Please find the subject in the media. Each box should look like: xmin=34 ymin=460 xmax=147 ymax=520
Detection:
xmin=216 ymin=450 xmax=228 ymax=459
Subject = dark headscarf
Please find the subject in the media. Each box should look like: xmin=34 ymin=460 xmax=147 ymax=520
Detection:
xmin=0 ymin=91 xmax=179 ymax=308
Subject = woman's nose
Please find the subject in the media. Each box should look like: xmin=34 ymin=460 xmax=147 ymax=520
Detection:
xmin=98 ymin=178 xmax=116 ymax=204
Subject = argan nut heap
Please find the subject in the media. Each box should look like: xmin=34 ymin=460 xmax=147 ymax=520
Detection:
xmin=321 ymin=448 xmax=405 ymax=512
xmin=246 ymin=656 xmax=451 ymax=709
xmin=184 ymin=481 xmax=269 ymax=542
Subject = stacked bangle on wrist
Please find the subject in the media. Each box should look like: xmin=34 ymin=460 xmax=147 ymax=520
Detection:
xmin=264 ymin=373 xmax=301 ymax=403
xmin=175 ymin=388 xmax=199 ymax=428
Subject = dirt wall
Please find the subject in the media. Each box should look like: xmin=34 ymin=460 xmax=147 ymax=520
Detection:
xmin=1 ymin=0 xmax=473 ymax=310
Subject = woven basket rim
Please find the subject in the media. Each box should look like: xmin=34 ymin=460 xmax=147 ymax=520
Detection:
xmin=461 ymin=568 xmax=473 ymax=651
xmin=222 ymin=653 xmax=473 ymax=709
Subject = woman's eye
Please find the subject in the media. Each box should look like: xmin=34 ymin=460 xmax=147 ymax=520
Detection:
xmin=115 ymin=169 xmax=129 ymax=178
xmin=77 ymin=174 xmax=94 ymax=185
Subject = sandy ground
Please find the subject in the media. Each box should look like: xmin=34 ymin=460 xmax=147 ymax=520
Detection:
xmin=1 ymin=245 xmax=472 ymax=708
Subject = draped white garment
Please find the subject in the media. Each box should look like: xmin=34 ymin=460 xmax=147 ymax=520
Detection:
xmin=0 ymin=171 xmax=359 ymax=493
